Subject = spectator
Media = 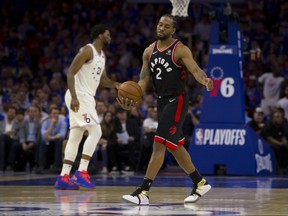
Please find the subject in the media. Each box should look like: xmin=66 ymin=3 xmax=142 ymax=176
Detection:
xmin=258 ymin=65 xmax=284 ymax=116
xmin=92 ymin=111 xmax=120 ymax=174
xmin=0 ymin=106 xmax=21 ymax=172
xmin=138 ymin=105 xmax=158 ymax=172
xmin=247 ymin=107 xmax=266 ymax=135
xmin=261 ymin=110 xmax=288 ymax=175
xmin=277 ymin=85 xmax=288 ymax=120
xmin=96 ymin=99 xmax=107 ymax=123
xmin=113 ymin=108 xmax=141 ymax=173
xmin=38 ymin=107 xmax=67 ymax=173
xmin=17 ymin=105 xmax=41 ymax=172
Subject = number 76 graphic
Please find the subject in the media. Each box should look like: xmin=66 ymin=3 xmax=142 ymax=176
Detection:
xmin=210 ymin=77 xmax=235 ymax=98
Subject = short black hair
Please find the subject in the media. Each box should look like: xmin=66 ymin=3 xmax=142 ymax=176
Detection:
xmin=90 ymin=24 xmax=109 ymax=40
xmin=161 ymin=14 xmax=178 ymax=29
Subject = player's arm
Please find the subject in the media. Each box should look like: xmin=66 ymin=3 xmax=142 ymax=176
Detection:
xmin=67 ymin=45 xmax=92 ymax=112
xmin=138 ymin=46 xmax=152 ymax=93
xmin=67 ymin=45 xmax=92 ymax=98
xmin=176 ymin=44 xmax=214 ymax=91
xmin=117 ymin=46 xmax=151 ymax=110
xmin=100 ymin=69 xmax=121 ymax=89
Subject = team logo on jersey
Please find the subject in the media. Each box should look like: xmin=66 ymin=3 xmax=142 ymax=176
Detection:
xmin=150 ymin=57 xmax=172 ymax=73
xmin=169 ymin=126 xmax=177 ymax=135
xmin=82 ymin=113 xmax=91 ymax=123
xmin=166 ymin=50 xmax=172 ymax=55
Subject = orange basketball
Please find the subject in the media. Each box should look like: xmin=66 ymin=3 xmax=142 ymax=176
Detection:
xmin=118 ymin=81 xmax=143 ymax=102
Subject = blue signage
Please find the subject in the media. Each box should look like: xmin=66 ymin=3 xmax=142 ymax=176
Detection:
xmin=190 ymin=124 xmax=276 ymax=175
xmin=201 ymin=21 xmax=245 ymax=124
xmin=189 ymin=20 xmax=276 ymax=176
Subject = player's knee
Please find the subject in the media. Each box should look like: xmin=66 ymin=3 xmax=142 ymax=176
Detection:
xmin=89 ymin=130 xmax=102 ymax=141
xmin=87 ymin=125 xmax=102 ymax=140
xmin=64 ymin=149 xmax=78 ymax=162
xmin=154 ymin=141 xmax=166 ymax=150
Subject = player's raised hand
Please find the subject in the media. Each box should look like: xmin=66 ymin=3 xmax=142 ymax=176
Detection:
xmin=204 ymin=78 xmax=214 ymax=91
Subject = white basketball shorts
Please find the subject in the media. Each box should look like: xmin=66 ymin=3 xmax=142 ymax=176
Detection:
xmin=65 ymin=90 xmax=100 ymax=129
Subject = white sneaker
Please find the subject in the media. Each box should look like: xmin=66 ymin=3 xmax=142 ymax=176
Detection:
xmin=184 ymin=178 xmax=211 ymax=203
xmin=122 ymin=188 xmax=149 ymax=205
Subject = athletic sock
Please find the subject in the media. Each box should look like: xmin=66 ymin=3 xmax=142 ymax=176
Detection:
xmin=189 ymin=170 xmax=204 ymax=185
xmin=78 ymin=159 xmax=90 ymax=171
xmin=60 ymin=163 xmax=72 ymax=176
xmin=139 ymin=177 xmax=153 ymax=191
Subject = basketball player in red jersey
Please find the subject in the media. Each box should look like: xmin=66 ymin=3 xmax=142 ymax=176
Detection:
xmin=121 ymin=14 xmax=214 ymax=205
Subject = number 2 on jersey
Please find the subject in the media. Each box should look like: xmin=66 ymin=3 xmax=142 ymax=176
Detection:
xmin=156 ymin=68 xmax=162 ymax=80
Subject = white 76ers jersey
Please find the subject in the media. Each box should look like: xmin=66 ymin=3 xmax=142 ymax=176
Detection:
xmin=74 ymin=43 xmax=105 ymax=96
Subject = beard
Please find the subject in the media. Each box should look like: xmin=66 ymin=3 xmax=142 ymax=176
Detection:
xmin=156 ymin=33 xmax=170 ymax=41
xmin=103 ymin=40 xmax=110 ymax=47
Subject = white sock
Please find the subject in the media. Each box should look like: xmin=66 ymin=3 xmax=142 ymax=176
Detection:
xmin=78 ymin=159 xmax=90 ymax=171
xmin=60 ymin=164 xmax=72 ymax=176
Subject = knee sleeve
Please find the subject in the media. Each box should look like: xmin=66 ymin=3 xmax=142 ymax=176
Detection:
xmin=82 ymin=124 xmax=102 ymax=157
xmin=64 ymin=128 xmax=85 ymax=162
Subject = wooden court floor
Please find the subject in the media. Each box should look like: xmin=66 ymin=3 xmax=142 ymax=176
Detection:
xmin=0 ymin=172 xmax=287 ymax=215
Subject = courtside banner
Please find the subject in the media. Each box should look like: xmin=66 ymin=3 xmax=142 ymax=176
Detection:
xmin=189 ymin=124 xmax=276 ymax=176
xmin=201 ymin=44 xmax=245 ymax=124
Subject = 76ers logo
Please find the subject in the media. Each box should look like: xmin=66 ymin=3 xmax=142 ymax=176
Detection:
xmin=82 ymin=113 xmax=91 ymax=123
xmin=209 ymin=66 xmax=235 ymax=98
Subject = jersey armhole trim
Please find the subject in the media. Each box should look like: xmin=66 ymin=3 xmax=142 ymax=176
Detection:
xmin=172 ymin=41 xmax=183 ymax=68
xmin=86 ymin=43 xmax=95 ymax=64
xmin=148 ymin=42 xmax=156 ymax=61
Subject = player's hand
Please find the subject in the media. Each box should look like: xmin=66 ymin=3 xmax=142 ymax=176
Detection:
xmin=204 ymin=78 xmax=214 ymax=91
xmin=117 ymin=97 xmax=136 ymax=110
xmin=71 ymin=97 xmax=80 ymax=112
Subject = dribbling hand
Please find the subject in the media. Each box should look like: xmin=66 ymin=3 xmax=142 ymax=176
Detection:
xmin=117 ymin=97 xmax=136 ymax=110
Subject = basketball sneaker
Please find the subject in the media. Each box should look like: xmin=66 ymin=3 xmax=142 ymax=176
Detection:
xmin=184 ymin=178 xmax=211 ymax=203
xmin=71 ymin=170 xmax=96 ymax=189
xmin=122 ymin=187 xmax=149 ymax=205
xmin=54 ymin=174 xmax=79 ymax=190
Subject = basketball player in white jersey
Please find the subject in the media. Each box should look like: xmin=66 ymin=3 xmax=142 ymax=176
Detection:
xmin=54 ymin=24 xmax=132 ymax=190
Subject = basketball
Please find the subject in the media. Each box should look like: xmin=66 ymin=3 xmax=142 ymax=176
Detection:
xmin=118 ymin=81 xmax=143 ymax=102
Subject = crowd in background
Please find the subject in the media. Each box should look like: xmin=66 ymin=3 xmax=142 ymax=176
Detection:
xmin=0 ymin=0 xmax=288 ymax=175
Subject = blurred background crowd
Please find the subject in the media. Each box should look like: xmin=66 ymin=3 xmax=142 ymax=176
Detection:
xmin=0 ymin=0 xmax=288 ymax=175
